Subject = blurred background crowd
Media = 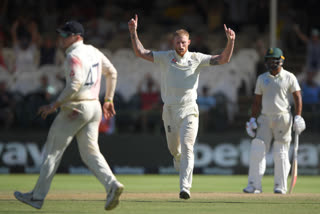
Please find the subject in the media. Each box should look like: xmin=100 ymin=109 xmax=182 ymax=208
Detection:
xmin=0 ymin=0 xmax=319 ymax=134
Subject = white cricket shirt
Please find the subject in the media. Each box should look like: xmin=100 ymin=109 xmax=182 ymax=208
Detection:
xmin=255 ymin=68 xmax=301 ymax=115
xmin=153 ymin=50 xmax=211 ymax=105
xmin=57 ymin=40 xmax=117 ymax=106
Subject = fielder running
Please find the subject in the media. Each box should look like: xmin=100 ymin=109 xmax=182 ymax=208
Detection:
xmin=14 ymin=21 xmax=124 ymax=210
xmin=244 ymin=48 xmax=306 ymax=194
xmin=128 ymin=14 xmax=235 ymax=199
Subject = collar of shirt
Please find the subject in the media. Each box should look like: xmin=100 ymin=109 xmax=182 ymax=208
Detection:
xmin=65 ymin=40 xmax=83 ymax=54
xmin=268 ymin=67 xmax=284 ymax=79
xmin=174 ymin=50 xmax=190 ymax=62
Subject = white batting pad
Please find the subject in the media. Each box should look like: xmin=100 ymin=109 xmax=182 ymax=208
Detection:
xmin=273 ymin=141 xmax=291 ymax=193
xmin=247 ymin=138 xmax=266 ymax=190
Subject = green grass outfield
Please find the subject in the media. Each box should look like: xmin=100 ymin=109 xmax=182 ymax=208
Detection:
xmin=0 ymin=174 xmax=319 ymax=214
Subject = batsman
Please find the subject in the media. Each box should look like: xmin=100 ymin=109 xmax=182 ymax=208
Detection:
xmin=244 ymin=48 xmax=306 ymax=194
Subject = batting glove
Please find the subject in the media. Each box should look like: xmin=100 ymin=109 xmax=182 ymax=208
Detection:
xmin=246 ymin=117 xmax=258 ymax=138
xmin=293 ymin=115 xmax=306 ymax=134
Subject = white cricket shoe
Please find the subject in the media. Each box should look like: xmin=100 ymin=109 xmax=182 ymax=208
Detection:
xmin=14 ymin=191 xmax=43 ymax=209
xmin=274 ymin=188 xmax=286 ymax=194
xmin=105 ymin=181 xmax=124 ymax=210
xmin=243 ymin=186 xmax=262 ymax=194
xmin=173 ymin=154 xmax=181 ymax=172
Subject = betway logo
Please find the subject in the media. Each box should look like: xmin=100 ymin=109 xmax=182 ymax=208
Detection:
xmin=0 ymin=140 xmax=319 ymax=171
xmin=0 ymin=142 xmax=44 ymax=167
xmin=194 ymin=139 xmax=319 ymax=168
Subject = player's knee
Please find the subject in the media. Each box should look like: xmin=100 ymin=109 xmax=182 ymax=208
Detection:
xmin=168 ymin=146 xmax=179 ymax=157
xmin=273 ymin=141 xmax=289 ymax=161
xmin=250 ymin=138 xmax=266 ymax=159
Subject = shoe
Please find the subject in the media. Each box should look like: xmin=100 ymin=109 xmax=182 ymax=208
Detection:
xmin=173 ymin=154 xmax=181 ymax=171
xmin=243 ymin=186 xmax=262 ymax=194
xmin=179 ymin=191 xmax=190 ymax=200
xmin=105 ymin=181 xmax=124 ymax=210
xmin=274 ymin=189 xmax=286 ymax=194
xmin=14 ymin=191 xmax=43 ymax=209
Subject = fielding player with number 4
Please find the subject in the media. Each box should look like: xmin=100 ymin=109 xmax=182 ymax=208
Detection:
xmin=14 ymin=21 xmax=124 ymax=210
xmin=244 ymin=48 xmax=306 ymax=194
xmin=129 ymin=14 xmax=235 ymax=199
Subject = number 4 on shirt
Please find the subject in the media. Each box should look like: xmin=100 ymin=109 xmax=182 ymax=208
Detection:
xmin=85 ymin=63 xmax=99 ymax=86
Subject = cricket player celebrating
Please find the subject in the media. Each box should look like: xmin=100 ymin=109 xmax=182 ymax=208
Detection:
xmin=128 ymin=14 xmax=235 ymax=199
xmin=14 ymin=21 xmax=124 ymax=210
xmin=244 ymin=48 xmax=306 ymax=194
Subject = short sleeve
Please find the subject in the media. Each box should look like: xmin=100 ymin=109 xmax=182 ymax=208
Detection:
xmin=196 ymin=52 xmax=212 ymax=67
xmin=289 ymin=74 xmax=301 ymax=93
xmin=153 ymin=51 xmax=169 ymax=64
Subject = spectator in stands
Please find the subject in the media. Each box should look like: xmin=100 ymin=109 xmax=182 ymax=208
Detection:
xmin=159 ymin=33 xmax=173 ymax=51
xmin=254 ymin=38 xmax=267 ymax=77
xmin=137 ymin=73 xmax=162 ymax=133
xmin=197 ymin=85 xmax=216 ymax=133
xmin=0 ymin=81 xmax=15 ymax=129
xmin=37 ymin=74 xmax=57 ymax=102
xmin=0 ymin=31 xmax=7 ymax=69
xmin=11 ymin=17 xmax=40 ymax=72
xmin=301 ymin=71 xmax=320 ymax=130
xmin=25 ymin=74 xmax=58 ymax=128
xmin=293 ymin=25 xmax=320 ymax=73
xmin=189 ymin=34 xmax=211 ymax=54
xmin=96 ymin=6 xmax=117 ymax=45
xmin=39 ymin=34 xmax=63 ymax=66
xmin=99 ymin=116 xmax=115 ymax=135
xmin=207 ymin=0 xmax=224 ymax=32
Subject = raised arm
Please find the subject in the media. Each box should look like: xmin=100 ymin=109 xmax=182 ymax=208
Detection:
xmin=293 ymin=25 xmax=308 ymax=44
xmin=11 ymin=20 xmax=19 ymax=45
xmin=128 ymin=14 xmax=154 ymax=62
xmin=210 ymin=24 xmax=235 ymax=65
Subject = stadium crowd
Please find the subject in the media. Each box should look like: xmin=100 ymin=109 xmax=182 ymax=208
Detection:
xmin=0 ymin=0 xmax=319 ymax=133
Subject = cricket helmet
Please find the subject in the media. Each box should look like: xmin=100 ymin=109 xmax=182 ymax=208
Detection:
xmin=264 ymin=48 xmax=285 ymax=71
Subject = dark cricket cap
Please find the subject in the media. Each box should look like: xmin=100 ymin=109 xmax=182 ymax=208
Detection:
xmin=264 ymin=47 xmax=285 ymax=59
xmin=56 ymin=21 xmax=84 ymax=38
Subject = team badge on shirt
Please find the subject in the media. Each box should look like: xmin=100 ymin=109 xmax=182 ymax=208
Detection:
xmin=263 ymin=78 xmax=270 ymax=85
xmin=188 ymin=60 xmax=192 ymax=66
xmin=171 ymin=58 xmax=177 ymax=64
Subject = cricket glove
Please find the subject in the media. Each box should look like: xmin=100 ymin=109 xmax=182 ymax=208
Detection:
xmin=246 ymin=117 xmax=258 ymax=138
xmin=293 ymin=115 xmax=306 ymax=134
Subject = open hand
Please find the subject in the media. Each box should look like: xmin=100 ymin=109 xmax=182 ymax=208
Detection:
xmin=38 ymin=104 xmax=57 ymax=119
xmin=103 ymin=102 xmax=116 ymax=119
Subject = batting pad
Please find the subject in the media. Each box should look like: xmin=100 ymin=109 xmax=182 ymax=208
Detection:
xmin=247 ymin=138 xmax=266 ymax=190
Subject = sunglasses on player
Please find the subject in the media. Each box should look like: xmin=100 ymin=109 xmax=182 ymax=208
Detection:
xmin=59 ymin=32 xmax=74 ymax=38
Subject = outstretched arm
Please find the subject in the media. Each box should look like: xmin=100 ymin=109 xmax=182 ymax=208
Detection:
xmin=128 ymin=14 xmax=154 ymax=62
xmin=210 ymin=24 xmax=235 ymax=65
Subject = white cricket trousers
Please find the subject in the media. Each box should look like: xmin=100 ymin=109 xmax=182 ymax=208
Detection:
xmin=32 ymin=100 xmax=117 ymax=200
xmin=248 ymin=112 xmax=292 ymax=192
xmin=162 ymin=103 xmax=199 ymax=193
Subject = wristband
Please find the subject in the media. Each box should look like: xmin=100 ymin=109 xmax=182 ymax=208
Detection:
xmin=105 ymin=99 xmax=113 ymax=103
